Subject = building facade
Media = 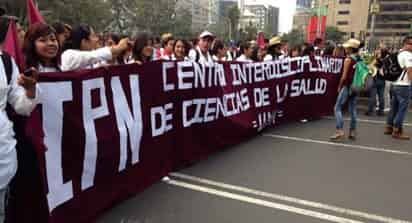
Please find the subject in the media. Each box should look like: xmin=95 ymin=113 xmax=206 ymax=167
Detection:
xmin=176 ymin=0 xmax=210 ymax=34
xmin=320 ymin=0 xmax=371 ymax=40
xmin=370 ymin=0 xmax=412 ymax=49
xmin=241 ymin=1 xmax=279 ymax=34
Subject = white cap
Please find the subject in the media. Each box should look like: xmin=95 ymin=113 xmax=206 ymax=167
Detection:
xmin=199 ymin=30 xmax=214 ymax=39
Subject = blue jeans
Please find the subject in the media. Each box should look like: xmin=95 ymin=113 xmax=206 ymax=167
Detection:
xmin=387 ymin=85 xmax=411 ymax=129
xmin=367 ymin=77 xmax=385 ymax=113
xmin=335 ymin=86 xmax=357 ymax=130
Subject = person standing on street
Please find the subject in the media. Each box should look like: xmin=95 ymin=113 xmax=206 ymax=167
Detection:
xmin=385 ymin=36 xmax=412 ymax=140
xmin=330 ymin=39 xmax=363 ymax=141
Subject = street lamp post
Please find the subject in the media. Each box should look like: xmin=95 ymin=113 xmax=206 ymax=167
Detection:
xmin=368 ymin=0 xmax=379 ymax=51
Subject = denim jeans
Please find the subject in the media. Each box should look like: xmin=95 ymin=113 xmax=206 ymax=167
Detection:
xmin=387 ymin=85 xmax=411 ymax=129
xmin=367 ymin=77 xmax=386 ymax=113
xmin=335 ymin=86 xmax=357 ymax=130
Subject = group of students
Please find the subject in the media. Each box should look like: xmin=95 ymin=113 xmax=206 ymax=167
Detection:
xmin=330 ymin=37 xmax=412 ymax=141
xmin=0 ymin=10 xmax=412 ymax=221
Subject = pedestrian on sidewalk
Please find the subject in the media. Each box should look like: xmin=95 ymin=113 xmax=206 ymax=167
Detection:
xmin=384 ymin=36 xmax=412 ymax=140
xmin=330 ymin=39 xmax=364 ymax=141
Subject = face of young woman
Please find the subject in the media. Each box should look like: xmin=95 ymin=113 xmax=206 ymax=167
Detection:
xmin=218 ymin=47 xmax=227 ymax=58
xmin=81 ymin=29 xmax=99 ymax=50
xmin=35 ymin=33 xmax=59 ymax=62
xmin=174 ymin=40 xmax=186 ymax=58
xmin=245 ymin=47 xmax=254 ymax=58
xmin=142 ymin=40 xmax=153 ymax=58
xmin=165 ymin=40 xmax=175 ymax=53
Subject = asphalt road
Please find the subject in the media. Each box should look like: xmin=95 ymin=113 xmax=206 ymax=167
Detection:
xmin=98 ymin=111 xmax=412 ymax=223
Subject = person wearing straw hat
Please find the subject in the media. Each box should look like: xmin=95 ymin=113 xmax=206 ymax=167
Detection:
xmin=264 ymin=36 xmax=283 ymax=61
xmin=330 ymin=38 xmax=364 ymax=141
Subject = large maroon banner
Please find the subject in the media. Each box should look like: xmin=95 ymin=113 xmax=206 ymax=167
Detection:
xmin=9 ymin=56 xmax=343 ymax=223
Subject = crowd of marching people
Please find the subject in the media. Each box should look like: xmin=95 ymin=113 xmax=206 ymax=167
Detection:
xmin=0 ymin=5 xmax=412 ymax=221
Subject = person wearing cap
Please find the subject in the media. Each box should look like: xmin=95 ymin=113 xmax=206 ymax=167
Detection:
xmin=188 ymin=31 xmax=214 ymax=65
xmin=330 ymin=38 xmax=363 ymax=141
xmin=264 ymin=36 xmax=283 ymax=61
xmin=384 ymin=35 xmax=412 ymax=140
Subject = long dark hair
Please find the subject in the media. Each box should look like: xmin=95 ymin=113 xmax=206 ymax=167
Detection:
xmin=62 ymin=24 xmax=91 ymax=51
xmin=132 ymin=32 xmax=153 ymax=62
xmin=23 ymin=23 xmax=59 ymax=70
xmin=173 ymin=39 xmax=190 ymax=57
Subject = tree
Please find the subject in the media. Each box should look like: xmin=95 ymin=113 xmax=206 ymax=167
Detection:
xmin=325 ymin=26 xmax=346 ymax=43
xmin=282 ymin=29 xmax=304 ymax=46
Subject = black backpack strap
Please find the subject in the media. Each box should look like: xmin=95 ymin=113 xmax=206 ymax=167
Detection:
xmin=1 ymin=52 xmax=13 ymax=85
xmin=195 ymin=49 xmax=200 ymax=63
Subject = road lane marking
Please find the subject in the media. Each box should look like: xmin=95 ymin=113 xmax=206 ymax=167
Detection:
xmin=263 ymin=134 xmax=412 ymax=156
xmin=170 ymin=173 xmax=411 ymax=223
xmin=323 ymin=116 xmax=412 ymax=127
xmin=163 ymin=178 xmax=364 ymax=223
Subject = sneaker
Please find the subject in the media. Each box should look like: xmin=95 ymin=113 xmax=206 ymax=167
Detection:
xmin=330 ymin=130 xmax=345 ymax=141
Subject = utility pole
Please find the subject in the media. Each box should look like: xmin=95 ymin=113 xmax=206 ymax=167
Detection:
xmin=316 ymin=0 xmax=323 ymax=38
xmin=368 ymin=0 xmax=379 ymax=50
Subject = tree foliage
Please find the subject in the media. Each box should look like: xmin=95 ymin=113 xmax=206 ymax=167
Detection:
xmin=282 ymin=29 xmax=305 ymax=46
xmin=325 ymin=26 xmax=346 ymax=43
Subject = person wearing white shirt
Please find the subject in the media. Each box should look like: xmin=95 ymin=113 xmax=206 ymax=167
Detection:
xmin=236 ymin=41 xmax=254 ymax=63
xmin=189 ymin=31 xmax=214 ymax=65
xmin=0 ymin=51 xmax=39 ymax=222
xmin=385 ymin=36 xmax=412 ymax=140
xmin=60 ymin=25 xmax=129 ymax=71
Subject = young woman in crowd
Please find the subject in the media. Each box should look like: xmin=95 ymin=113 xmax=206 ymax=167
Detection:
xmin=131 ymin=32 xmax=153 ymax=65
xmin=171 ymin=39 xmax=190 ymax=61
xmin=211 ymin=39 xmax=227 ymax=61
xmin=301 ymin=43 xmax=315 ymax=57
xmin=159 ymin=33 xmax=174 ymax=60
xmin=330 ymin=39 xmax=364 ymax=140
xmin=289 ymin=45 xmax=302 ymax=57
xmin=237 ymin=41 xmax=254 ymax=62
xmin=60 ymin=24 xmax=129 ymax=71
xmin=104 ymin=33 xmax=124 ymax=65
xmin=23 ymin=23 xmax=60 ymax=72
xmin=52 ymin=22 xmax=72 ymax=50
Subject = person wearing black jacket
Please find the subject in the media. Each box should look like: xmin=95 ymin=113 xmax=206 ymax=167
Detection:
xmin=366 ymin=48 xmax=388 ymax=116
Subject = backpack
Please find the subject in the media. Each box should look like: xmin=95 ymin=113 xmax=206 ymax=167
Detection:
xmin=381 ymin=52 xmax=404 ymax=81
xmin=350 ymin=55 xmax=371 ymax=94
xmin=1 ymin=52 xmax=12 ymax=85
